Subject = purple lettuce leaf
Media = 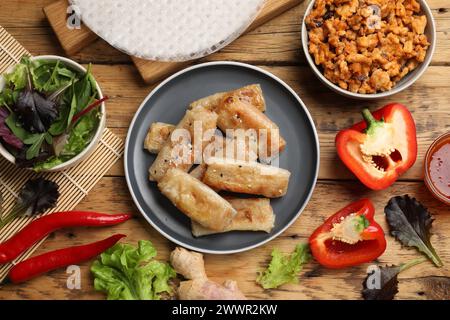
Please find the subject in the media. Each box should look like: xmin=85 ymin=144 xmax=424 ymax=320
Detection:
xmin=0 ymin=108 xmax=24 ymax=149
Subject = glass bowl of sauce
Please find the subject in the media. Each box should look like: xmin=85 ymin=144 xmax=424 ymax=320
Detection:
xmin=424 ymin=132 xmax=450 ymax=205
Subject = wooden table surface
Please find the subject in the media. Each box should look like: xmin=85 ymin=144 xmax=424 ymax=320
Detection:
xmin=0 ymin=0 xmax=449 ymax=300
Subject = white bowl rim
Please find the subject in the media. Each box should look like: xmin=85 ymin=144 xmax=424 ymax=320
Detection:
xmin=301 ymin=0 xmax=437 ymax=100
xmin=0 ymin=55 xmax=106 ymax=171
xmin=124 ymin=60 xmax=320 ymax=255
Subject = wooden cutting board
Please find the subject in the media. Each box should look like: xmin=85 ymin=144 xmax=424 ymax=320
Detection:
xmin=44 ymin=0 xmax=304 ymax=84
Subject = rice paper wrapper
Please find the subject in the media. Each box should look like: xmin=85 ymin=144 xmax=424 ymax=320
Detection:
xmin=70 ymin=0 xmax=265 ymax=61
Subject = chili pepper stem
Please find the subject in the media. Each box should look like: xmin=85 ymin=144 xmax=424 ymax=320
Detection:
xmin=399 ymin=257 xmax=427 ymax=272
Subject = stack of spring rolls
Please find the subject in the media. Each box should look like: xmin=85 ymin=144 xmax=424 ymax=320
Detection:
xmin=144 ymin=85 xmax=291 ymax=237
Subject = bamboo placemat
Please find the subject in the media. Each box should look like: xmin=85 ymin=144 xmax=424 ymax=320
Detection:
xmin=0 ymin=25 xmax=124 ymax=282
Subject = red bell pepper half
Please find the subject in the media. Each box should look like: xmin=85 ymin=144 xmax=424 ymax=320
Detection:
xmin=336 ymin=103 xmax=417 ymax=190
xmin=309 ymin=199 xmax=386 ymax=269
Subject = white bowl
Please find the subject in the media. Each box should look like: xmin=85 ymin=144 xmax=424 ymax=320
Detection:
xmin=301 ymin=0 xmax=436 ymax=100
xmin=0 ymin=55 xmax=106 ymax=171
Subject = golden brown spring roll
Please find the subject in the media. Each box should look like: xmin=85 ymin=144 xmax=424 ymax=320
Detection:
xmin=146 ymin=128 xmax=258 ymax=181
xmin=191 ymin=133 xmax=259 ymax=180
xmin=189 ymin=165 xmax=208 ymax=180
xmin=216 ymin=94 xmax=286 ymax=159
xmin=143 ymin=123 xmax=259 ymax=161
xmin=191 ymin=197 xmax=275 ymax=237
xmin=144 ymin=122 xmax=175 ymax=154
xmin=149 ymin=108 xmax=218 ymax=182
xmin=189 ymin=84 xmax=266 ymax=112
xmin=158 ymin=169 xmax=236 ymax=231
xmin=202 ymin=157 xmax=291 ymax=198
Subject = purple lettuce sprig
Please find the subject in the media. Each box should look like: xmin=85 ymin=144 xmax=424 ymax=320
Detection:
xmin=0 ymin=108 xmax=24 ymax=149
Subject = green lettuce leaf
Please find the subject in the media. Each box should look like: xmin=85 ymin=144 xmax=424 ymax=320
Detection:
xmin=25 ymin=133 xmax=46 ymax=160
xmin=91 ymin=240 xmax=176 ymax=300
xmin=73 ymin=64 xmax=97 ymax=113
xmin=3 ymin=59 xmax=28 ymax=90
xmin=33 ymin=157 xmax=64 ymax=172
xmin=30 ymin=59 xmax=76 ymax=93
xmin=257 ymin=243 xmax=311 ymax=289
xmin=0 ymin=88 xmax=20 ymax=107
xmin=5 ymin=113 xmax=39 ymax=142
xmin=33 ymin=110 xmax=99 ymax=171
xmin=60 ymin=109 xmax=99 ymax=157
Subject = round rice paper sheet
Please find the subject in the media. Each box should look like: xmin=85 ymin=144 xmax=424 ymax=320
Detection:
xmin=70 ymin=0 xmax=266 ymax=61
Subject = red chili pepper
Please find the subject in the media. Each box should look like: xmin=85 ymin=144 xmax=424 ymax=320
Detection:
xmin=8 ymin=234 xmax=125 ymax=284
xmin=309 ymin=199 xmax=386 ymax=269
xmin=335 ymin=103 xmax=417 ymax=190
xmin=0 ymin=211 xmax=131 ymax=264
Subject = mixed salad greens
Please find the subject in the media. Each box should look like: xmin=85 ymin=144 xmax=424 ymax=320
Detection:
xmin=0 ymin=57 xmax=102 ymax=171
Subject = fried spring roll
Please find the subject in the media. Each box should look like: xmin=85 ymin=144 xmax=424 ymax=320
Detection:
xmin=191 ymin=197 xmax=275 ymax=237
xmin=189 ymin=165 xmax=208 ymax=181
xmin=190 ymin=133 xmax=258 ymax=180
xmin=143 ymin=122 xmax=259 ymax=159
xmin=189 ymin=84 xmax=266 ymax=112
xmin=202 ymin=158 xmax=291 ymax=198
xmin=158 ymin=169 xmax=236 ymax=231
xmin=148 ymin=108 xmax=218 ymax=181
xmin=216 ymin=94 xmax=286 ymax=159
xmin=144 ymin=122 xmax=175 ymax=154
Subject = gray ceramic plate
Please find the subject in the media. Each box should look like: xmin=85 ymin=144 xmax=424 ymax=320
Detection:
xmin=125 ymin=61 xmax=319 ymax=254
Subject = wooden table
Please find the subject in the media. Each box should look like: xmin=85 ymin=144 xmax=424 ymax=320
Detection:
xmin=0 ymin=0 xmax=449 ymax=300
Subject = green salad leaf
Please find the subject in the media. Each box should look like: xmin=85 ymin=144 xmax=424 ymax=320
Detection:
xmin=257 ymin=243 xmax=312 ymax=289
xmin=66 ymin=82 xmax=78 ymax=127
xmin=61 ymin=109 xmax=99 ymax=157
xmin=30 ymin=59 xmax=76 ymax=93
xmin=48 ymin=85 xmax=74 ymax=136
xmin=5 ymin=114 xmax=26 ymax=140
xmin=32 ymin=157 xmax=64 ymax=172
xmin=25 ymin=133 xmax=46 ymax=160
xmin=0 ymin=88 xmax=20 ymax=107
xmin=73 ymin=64 xmax=96 ymax=113
xmin=91 ymin=240 xmax=176 ymax=300
xmin=4 ymin=60 xmax=28 ymax=90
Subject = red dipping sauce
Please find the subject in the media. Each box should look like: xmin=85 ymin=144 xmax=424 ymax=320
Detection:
xmin=425 ymin=132 xmax=450 ymax=205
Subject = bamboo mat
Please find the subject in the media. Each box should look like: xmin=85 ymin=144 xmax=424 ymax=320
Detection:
xmin=0 ymin=25 xmax=124 ymax=281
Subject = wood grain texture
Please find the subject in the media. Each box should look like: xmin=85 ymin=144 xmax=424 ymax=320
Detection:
xmin=4 ymin=1 xmax=448 ymax=65
xmin=0 ymin=0 xmax=449 ymax=300
xmin=0 ymin=179 xmax=448 ymax=300
xmin=84 ymin=64 xmax=450 ymax=180
xmin=43 ymin=0 xmax=97 ymax=55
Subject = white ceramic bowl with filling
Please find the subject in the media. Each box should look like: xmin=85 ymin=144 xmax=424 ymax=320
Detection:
xmin=301 ymin=0 xmax=436 ymax=100
xmin=0 ymin=55 xmax=106 ymax=171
